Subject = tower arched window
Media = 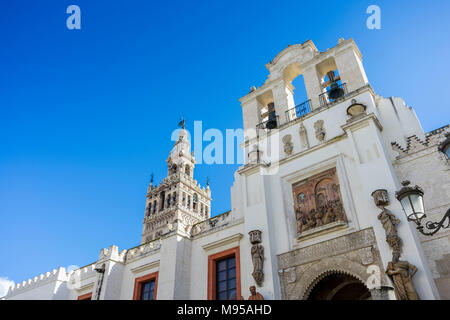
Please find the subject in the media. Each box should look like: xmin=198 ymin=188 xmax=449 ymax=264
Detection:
xmin=259 ymin=102 xmax=278 ymax=130
xmin=160 ymin=192 xmax=165 ymax=211
xmin=172 ymin=193 xmax=177 ymax=206
xmin=193 ymin=193 xmax=198 ymax=211
xmin=185 ymin=165 xmax=191 ymax=176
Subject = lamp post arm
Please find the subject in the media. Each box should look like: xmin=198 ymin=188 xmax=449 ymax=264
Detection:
xmin=417 ymin=208 xmax=450 ymax=236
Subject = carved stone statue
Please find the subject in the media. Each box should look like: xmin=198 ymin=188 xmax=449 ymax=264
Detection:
xmin=333 ymin=199 xmax=346 ymax=222
xmin=282 ymin=134 xmax=294 ymax=156
xmin=299 ymin=123 xmax=310 ymax=149
xmin=249 ymin=230 xmax=264 ymax=286
xmin=314 ymin=120 xmax=325 ymax=142
xmin=313 ymin=208 xmax=324 ymax=227
xmin=248 ymin=285 xmax=264 ymax=300
xmin=371 ymin=188 xmax=419 ymax=300
xmin=371 ymin=188 xmax=403 ymax=260
xmin=295 ymin=208 xmax=304 ymax=233
xmin=251 ymin=244 xmax=264 ymax=286
xmin=378 ymin=208 xmax=401 ymax=238
xmin=386 ymin=259 xmax=420 ymax=300
xmin=323 ymin=205 xmax=335 ymax=225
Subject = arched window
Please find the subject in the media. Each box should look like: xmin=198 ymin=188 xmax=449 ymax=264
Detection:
xmin=160 ymin=192 xmax=165 ymax=211
xmin=193 ymin=193 xmax=198 ymax=210
xmin=185 ymin=165 xmax=191 ymax=176
xmin=170 ymin=164 xmax=177 ymax=175
xmin=172 ymin=193 xmax=177 ymax=206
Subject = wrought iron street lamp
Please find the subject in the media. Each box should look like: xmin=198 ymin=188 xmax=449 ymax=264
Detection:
xmin=396 ymin=180 xmax=450 ymax=236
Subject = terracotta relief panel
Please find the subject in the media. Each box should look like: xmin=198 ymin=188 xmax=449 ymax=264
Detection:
xmin=293 ymin=168 xmax=347 ymax=235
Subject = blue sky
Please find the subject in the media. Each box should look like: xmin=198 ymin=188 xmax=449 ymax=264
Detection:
xmin=1 ymin=0 xmax=449 ymax=291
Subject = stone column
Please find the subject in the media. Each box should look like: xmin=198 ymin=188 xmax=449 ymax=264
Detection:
xmin=302 ymin=65 xmax=323 ymax=110
xmin=272 ymin=78 xmax=295 ymax=125
xmin=240 ymin=97 xmax=263 ymax=140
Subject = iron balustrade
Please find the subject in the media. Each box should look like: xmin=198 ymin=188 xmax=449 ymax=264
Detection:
xmin=256 ymin=115 xmax=279 ymax=131
xmin=319 ymin=83 xmax=348 ymax=107
xmin=285 ymin=99 xmax=312 ymax=123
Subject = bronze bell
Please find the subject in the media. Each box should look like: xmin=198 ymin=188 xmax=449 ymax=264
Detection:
xmin=265 ymin=102 xmax=277 ymax=129
xmin=326 ymin=71 xmax=344 ymax=100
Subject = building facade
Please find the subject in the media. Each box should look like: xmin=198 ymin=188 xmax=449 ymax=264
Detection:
xmin=4 ymin=38 xmax=450 ymax=300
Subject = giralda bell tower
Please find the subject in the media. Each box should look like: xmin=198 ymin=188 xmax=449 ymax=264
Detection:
xmin=141 ymin=123 xmax=211 ymax=243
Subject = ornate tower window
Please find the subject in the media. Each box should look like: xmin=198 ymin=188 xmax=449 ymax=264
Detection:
xmin=166 ymin=193 xmax=171 ymax=207
xmin=160 ymin=192 xmax=165 ymax=211
xmin=185 ymin=165 xmax=191 ymax=176
xmin=193 ymin=193 xmax=198 ymax=211
xmin=172 ymin=192 xmax=177 ymax=206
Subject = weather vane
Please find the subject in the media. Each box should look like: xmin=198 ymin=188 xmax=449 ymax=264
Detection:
xmin=150 ymin=173 xmax=154 ymax=184
xmin=177 ymin=117 xmax=186 ymax=129
xmin=206 ymin=176 xmax=210 ymax=186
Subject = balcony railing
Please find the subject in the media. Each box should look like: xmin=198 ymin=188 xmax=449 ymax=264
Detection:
xmin=285 ymin=99 xmax=311 ymax=123
xmin=256 ymin=115 xmax=279 ymax=131
xmin=319 ymin=83 xmax=348 ymax=107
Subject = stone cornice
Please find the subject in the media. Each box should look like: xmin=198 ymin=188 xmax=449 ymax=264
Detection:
xmin=341 ymin=112 xmax=383 ymax=132
xmin=130 ymin=261 xmax=160 ymax=274
xmin=277 ymin=228 xmax=376 ymax=270
xmin=201 ymin=233 xmax=244 ymax=251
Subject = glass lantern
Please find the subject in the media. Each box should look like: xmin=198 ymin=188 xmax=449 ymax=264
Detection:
xmin=395 ymin=181 xmax=425 ymax=224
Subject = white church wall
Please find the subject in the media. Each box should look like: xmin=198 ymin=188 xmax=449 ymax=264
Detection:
xmin=190 ymin=221 xmax=245 ymax=299
xmin=391 ymin=126 xmax=450 ymax=299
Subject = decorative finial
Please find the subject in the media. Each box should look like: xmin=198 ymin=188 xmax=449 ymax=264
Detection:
xmin=206 ymin=176 xmax=210 ymax=187
xmin=150 ymin=173 xmax=154 ymax=184
xmin=177 ymin=117 xmax=186 ymax=129
xmin=401 ymin=180 xmax=410 ymax=187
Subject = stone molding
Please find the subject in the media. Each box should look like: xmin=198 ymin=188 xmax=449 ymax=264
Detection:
xmin=130 ymin=261 xmax=160 ymax=274
xmin=125 ymin=240 xmax=162 ymax=264
xmin=202 ymin=233 xmax=243 ymax=251
xmin=278 ymin=228 xmax=376 ymax=269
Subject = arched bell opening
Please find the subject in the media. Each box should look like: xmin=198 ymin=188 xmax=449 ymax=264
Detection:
xmin=306 ymin=272 xmax=371 ymax=300
xmin=283 ymin=62 xmax=311 ymax=121
xmin=316 ymin=57 xmax=346 ymax=106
